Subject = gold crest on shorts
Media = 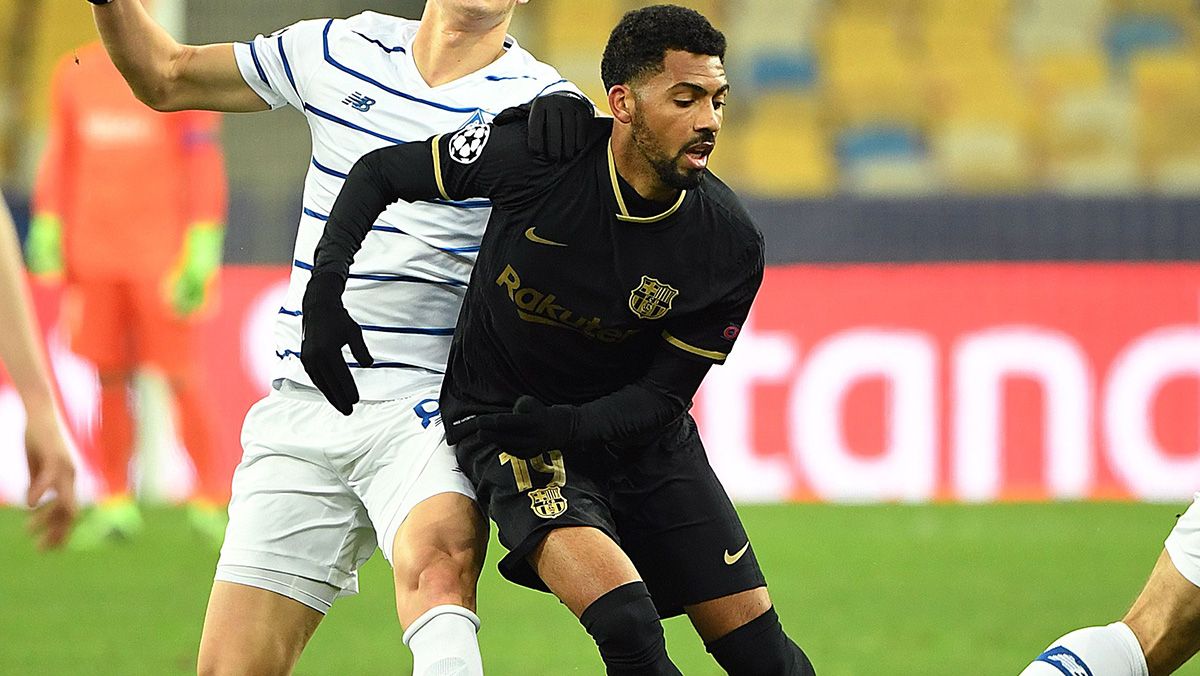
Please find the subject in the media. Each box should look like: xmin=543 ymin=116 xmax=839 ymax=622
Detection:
xmin=528 ymin=486 xmax=568 ymax=519
xmin=628 ymin=276 xmax=678 ymax=320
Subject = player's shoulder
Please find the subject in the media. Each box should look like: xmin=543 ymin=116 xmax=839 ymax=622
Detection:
xmin=696 ymin=172 xmax=763 ymax=258
xmin=320 ymin=11 xmax=416 ymax=52
xmin=338 ymin=11 xmax=419 ymax=38
xmin=491 ymin=36 xmax=570 ymax=86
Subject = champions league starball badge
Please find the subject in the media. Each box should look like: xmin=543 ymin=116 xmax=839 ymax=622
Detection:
xmin=449 ymin=123 xmax=491 ymax=164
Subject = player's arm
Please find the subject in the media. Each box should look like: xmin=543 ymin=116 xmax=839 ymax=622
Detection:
xmin=460 ymin=243 xmax=766 ymax=455
xmin=90 ymin=0 xmax=266 ymax=112
xmin=301 ymin=137 xmax=469 ymax=414
xmin=0 ymin=194 xmax=77 ymax=548
xmin=27 ymin=57 xmax=72 ymax=280
xmin=450 ymin=350 xmax=712 ymax=457
xmin=167 ymin=111 xmax=228 ymax=317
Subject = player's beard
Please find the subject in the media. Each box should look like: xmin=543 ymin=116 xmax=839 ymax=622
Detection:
xmin=631 ymin=109 xmax=709 ymax=191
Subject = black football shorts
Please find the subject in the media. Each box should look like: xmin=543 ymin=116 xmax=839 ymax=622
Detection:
xmin=454 ymin=414 xmax=767 ymax=618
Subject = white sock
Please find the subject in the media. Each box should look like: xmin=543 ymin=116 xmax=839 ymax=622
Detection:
xmin=402 ymin=605 xmax=483 ymax=676
xmin=1020 ymin=622 xmax=1149 ymax=676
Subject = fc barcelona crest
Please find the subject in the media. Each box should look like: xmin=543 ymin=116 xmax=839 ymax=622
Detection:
xmin=628 ymin=276 xmax=678 ymax=320
xmin=529 ymin=486 xmax=568 ymax=519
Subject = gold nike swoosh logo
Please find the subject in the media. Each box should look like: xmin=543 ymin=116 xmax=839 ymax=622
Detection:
xmin=525 ymin=227 xmax=568 ymax=247
xmin=724 ymin=542 xmax=750 ymax=565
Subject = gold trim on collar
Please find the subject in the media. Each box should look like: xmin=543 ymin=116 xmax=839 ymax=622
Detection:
xmin=431 ymin=134 xmax=451 ymax=201
xmin=607 ymin=143 xmax=686 ymax=224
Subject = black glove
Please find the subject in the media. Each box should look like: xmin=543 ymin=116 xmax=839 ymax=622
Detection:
xmin=493 ymin=91 xmax=594 ymax=162
xmin=458 ymin=395 xmax=579 ymax=459
xmin=300 ymin=271 xmax=373 ymax=415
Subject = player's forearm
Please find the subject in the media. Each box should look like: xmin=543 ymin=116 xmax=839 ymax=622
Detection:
xmin=0 ymin=197 xmax=57 ymax=410
xmin=572 ymin=356 xmax=710 ymax=444
xmin=313 ymin=142 xmax=440 ymax=279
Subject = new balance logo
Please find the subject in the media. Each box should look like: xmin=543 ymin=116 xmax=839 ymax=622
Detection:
xmin=343 ymin=92 xmax=376 ymax=112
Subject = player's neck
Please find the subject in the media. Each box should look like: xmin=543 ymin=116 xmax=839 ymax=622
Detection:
xmin=610 ymin=131 xmax=683 ymax=204
xmin=413 ymin=5 xmax=513 ymax=88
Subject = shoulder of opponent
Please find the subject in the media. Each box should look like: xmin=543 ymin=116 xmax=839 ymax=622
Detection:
xmin=322 ymin=12 xmax=417 ymax=54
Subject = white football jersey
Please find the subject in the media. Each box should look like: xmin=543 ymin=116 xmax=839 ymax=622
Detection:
xmin=234 ymin=12 xmax=581 ymax=400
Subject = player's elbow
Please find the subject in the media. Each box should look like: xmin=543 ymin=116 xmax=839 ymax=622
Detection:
xmin=124 ymin=48 xmax=197 ymax=112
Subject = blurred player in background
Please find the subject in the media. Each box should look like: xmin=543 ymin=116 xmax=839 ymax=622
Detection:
xmin=1021 ymin=500 xmax=1200 ymax=676
xmin=305 ymin=5 xmax=815 ymax=674
xmin=0 ymin=192 xmax=77 ymax=550
xmin=28 ymin=0 xmax=229 ymax=550
xmin=88 ymin=0 xmax=590 ymax=673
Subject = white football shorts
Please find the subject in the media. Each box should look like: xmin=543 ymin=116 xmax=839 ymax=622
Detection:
xmin=214 ymin=380 xmax=474 ymax=613
xmin=1165 ymin=493 xmax=1200 ymax=588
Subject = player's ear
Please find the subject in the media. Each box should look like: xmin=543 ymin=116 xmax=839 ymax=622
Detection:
xmin=609 ymin=85 xmax=634 ymax=124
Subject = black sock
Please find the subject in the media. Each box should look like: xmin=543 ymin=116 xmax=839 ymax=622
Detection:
xmin=706 ymin=607 xmax=816 ymax=676
xmin=579 ymin=581 xmax=682 ymax=676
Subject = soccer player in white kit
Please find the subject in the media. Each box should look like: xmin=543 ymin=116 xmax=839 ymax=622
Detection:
xmin=1021 ymin=496 xmax=1200 ymax=676
xmin=86 ymin=1 xmax=587 ymax=674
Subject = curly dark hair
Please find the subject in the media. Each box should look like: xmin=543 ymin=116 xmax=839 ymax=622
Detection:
xmin=600 ymin=5 xmax=726 ymax=92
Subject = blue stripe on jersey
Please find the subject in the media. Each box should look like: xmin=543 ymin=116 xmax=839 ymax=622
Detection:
xmin=276 ymin=348 xmax=443 ymax=372
xmin=304 ymin=103 xmax=408 ymax=144
xmin=278 ymin=35 xmax=300 ymax=98
xmin=321 ymin=19 xmax=497 ymax=115
xmin=486 ymin=74 xmax=538 ymax=82
xmin=528 ymin=78 xmax=570 ymax=102
xmin=353 ymin=31 xmax=406 ymax=54
xmin=246 ymin=41 xmax=270 ymax=87
xmin=277 ymin=307 xmax=453 ymax=334
xmin=309 ymin=158 xmax=492 ymax=210
xmin=299 ymin=208 xmax=482 ymax=254
xmin=292 ymin=259 xmax=468 ymax=287
xmin=359 ymin=324 xmax=455 ymax=336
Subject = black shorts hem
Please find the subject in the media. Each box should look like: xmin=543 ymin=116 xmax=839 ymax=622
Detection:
xmin=496 ymin=518 xmax=623 ymax=594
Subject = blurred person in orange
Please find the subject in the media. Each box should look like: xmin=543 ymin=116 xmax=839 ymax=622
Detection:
xmin=26 ymin=8 xmax=229 ymax=548
xmin=0 ymin=191 xmax=77 ymax=549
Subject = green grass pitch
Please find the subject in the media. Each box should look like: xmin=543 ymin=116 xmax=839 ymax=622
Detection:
xmin=0 ymin=502 xmax=1192 ymax=675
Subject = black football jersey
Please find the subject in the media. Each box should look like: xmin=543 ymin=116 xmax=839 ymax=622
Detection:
xmin=428 ymin=119 xmax=764 ymax=424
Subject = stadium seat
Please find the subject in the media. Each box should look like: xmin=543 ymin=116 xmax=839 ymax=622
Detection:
xmin=1106 ymin=14 xmax=1185 ymax=72
xmin=749 ymin=50 xmax=819 ymax=92
xmin=837 ymin=125 xmax=938 ymax=196
xmin=932 ymin=121 xmax=1034 ymax=191
xmin=1030 ymin=52 xmax=1110 ymax=102
xmin=1131 ymin=52 xmax=1200 ymax=165
xmin=540 ymin=0 xmax=622 ymax=61
xmin=737 ymin=94 xmax=836 ymax=197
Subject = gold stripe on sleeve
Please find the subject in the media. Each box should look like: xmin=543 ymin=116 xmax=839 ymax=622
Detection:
xmin=662 ymin=330 xmax=729 ymax=361
xmin=431 ymin=134 xmax=451 ymax=201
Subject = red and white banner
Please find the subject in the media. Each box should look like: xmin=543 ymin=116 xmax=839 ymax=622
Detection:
xmin=2 ymin=263 xmax=1198 ymax=504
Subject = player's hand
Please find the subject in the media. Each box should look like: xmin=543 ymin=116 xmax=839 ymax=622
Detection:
xmin=24 ymin=406 xmax=77 ymax=550
xmin=462 ymin=395 xmax=578 ymax=459
xmin=300 ymin=272 xmax=373 ymax=415
xmin=494 ymin=91 xmax=594 ymax=162
xmin=167 ymin=223 xmax=224 ymax=317
xmin=25 ymin=214 xmax=65 ymax=282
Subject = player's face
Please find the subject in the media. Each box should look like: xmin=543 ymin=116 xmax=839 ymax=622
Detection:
xmin=629 ymin=50 xmax=728 ymax=190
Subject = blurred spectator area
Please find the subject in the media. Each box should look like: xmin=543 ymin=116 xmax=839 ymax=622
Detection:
xmin=3 ymin=1 xmax=1200 ymax=264
xmin=526 ymin=0 xmax=1200 ymax=198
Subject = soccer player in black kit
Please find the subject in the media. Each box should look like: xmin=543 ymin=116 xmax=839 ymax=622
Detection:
xmin=302 ymin=5 xmax=815 ymax=675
